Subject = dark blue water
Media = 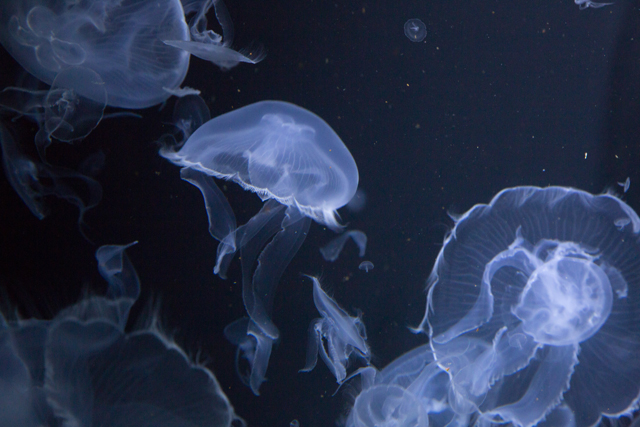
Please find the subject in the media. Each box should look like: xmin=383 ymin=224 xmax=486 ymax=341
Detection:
xmin=1 ymin=0 xmax=639 ymax=426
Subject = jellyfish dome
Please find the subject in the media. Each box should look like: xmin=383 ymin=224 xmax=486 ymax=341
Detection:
xmin=162 ymin=100 xmax=358 ymax=229
xmin=161 ymin=100 xmax=358 ymax=395
xmin=0 ymin=243 xmax=243 ymax=427
xmin=0 ymin=0 xmax=190 ymax=108
xmin=418 ymin=186 xmax=640 ymax=427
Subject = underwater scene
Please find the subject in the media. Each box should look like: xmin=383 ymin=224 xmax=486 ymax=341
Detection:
xmin=1 ymin=0 xmax=639 ymax=426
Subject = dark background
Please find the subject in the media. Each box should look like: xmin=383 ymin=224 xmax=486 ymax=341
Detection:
xmin=1 ymin=0 xmax=639 ymax=426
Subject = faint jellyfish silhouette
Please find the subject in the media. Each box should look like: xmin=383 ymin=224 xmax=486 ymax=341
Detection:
xmin=163 ymin=0 xmax=266 ymax=70
xmin=358 ymin=261 xmax=374 ymax=272
xmin=404 ymin=19 xmax=426 ymax=42
xmin=345 ymin=344 xmax=458 ymax=427
xmin=0 ymin=121 xmax=102 ymax=234
xmin=0 ymin=0 xmax=192 ymax=108
xmin=574 ymin=0 xmax=614 ymax=9
xmin=161 ymin=100 xmax=359 ymax=394
xmin=172 ymin=94 xmax=211 ymax=142
xmin=0 ymin=242 xmax=244 ymax=426
xmin=0 ymin=66 xmax=107 ymax=156
xmin=346 ymin=188 xmax=366 ymax=213
xmin=418 ymin=186 xmax=640 ymax=427
xmin=320 ymin=230 xmax=367 ymax=261
xmin=157 ymin=94 xmax=211 ymax=152
xmin=300 ymin=276 xmax=370 ymax=384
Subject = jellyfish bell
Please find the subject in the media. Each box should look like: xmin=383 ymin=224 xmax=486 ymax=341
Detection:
xmin=0 ymin=0 xmax=190 ymax=108
xmin=162 ymin=100 xmax=358 ymax=230
xmin=161 ymin=100 xmax=358 ymax=394
xmin=0 ymin=242 xmax=244 ymax=427
xmin=420 ymin=186 xmax=640 ymax=427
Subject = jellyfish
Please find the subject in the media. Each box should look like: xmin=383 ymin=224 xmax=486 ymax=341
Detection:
xmin=0 ymin=66 xmax=107 ymax=156
xmin=164 ymin=0 xmax=265 ymax=70
xmin=0 ymin=242 xmax=244 ymax=427
xmin=161 ymin=100 xmax=359 ymax=394
xmin=418 ymin=186 xmax=640 ymax=427
xmin=0 ymin=0 xmax=192 ymax=108
xmin=320 ymin=230 xmax=367 ymax=262
xmin=345 ymin=344 xmax=462 ymax=427
xmin=172 ymin=93 xmax=212 ymax=142
xmin=358 ymin=261 xmax=374 ymax=272
xmin=1 ymin=0 xmax=263 ymax=109
xmin=0 ymin=121 xmax=102 ymax=234
xmin=574 ymin=0 xmax=614 ymax=9
xmin=618 ymin=177 xmax=630 ymax=193
xmin=300 ymin=276 xmax=370 ymax=384
xmin=404 ymin=19 xmax=427 ymax=42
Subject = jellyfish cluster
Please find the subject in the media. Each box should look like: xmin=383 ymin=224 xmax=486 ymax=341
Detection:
xmin=347 ymin=187 xmax=640 ymax=427
xmin=0 ymin=0 xmax=637 ymax=426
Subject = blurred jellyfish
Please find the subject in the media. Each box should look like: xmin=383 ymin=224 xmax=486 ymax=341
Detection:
xmin=0 ymin=121 xmax=102 ymax=233
xmin=358 ymin=261 xmax=373 ymax=272
xmin=0 ymin=242 xmax=244 ymax=427
xmin=164 ymin=0 xmax=266 ymax=70
xmin=404 ymin=19 xmax=426 ymax=42
xmin=345 ymin=344 xmax=461 ymax=427
xmin=0 ymin=66 xmax=107 ymax=156
xmin=300 ymin=276 xmax=370 ymax=383
xmin=320 ymin=230 xmax=367 ymax=262
xmin=157 ymin=94 xmax=211 ymax=154
xmin=161 ymin=100 xmax=359 ymax=394
xmin=346 ymin=188 xmax=366 ymax=213
xmin=418 ymin=186 xmax=640 ymax=427
xmin=574 ymin=0 xmax=613 ymax=8
xmin=172 ymin=94 xmax=211 ymax=142
xmin=0 ymin=0 xmax=193 ymax=108
xmin=618 ymin=177 xmax=630 ymax=193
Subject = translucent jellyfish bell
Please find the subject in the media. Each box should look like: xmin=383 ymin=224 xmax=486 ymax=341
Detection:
xmin=345 ymin=345 xmax=460 ymax=427
xmin=163 ymin=101 xmax=358 ymax=229
xmin=161 ymin=100 xmax=358 ymax=394
xmin=0 ymin=0 xmax=190 ymax=108
xmin=419 ymin=186 xmax=640 ymax=427
xmin=0 ymin=243 xmax=244 ymax=427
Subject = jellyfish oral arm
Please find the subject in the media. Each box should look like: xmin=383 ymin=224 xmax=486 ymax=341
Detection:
xmin=300 ymin=276 xmax=370 ymax=383
xmin=575 ymin=0 xmax=614 ymax=8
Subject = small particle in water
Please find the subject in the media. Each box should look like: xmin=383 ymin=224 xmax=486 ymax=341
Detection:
xmin=359 ymin=261 xmax=374 ymax=272
xmin=290 ymin=420 xmax=300 ymax=427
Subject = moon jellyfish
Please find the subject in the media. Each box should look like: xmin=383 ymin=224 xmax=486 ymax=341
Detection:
xmin=161 ymin=100 xmax=358 ymax=394
xmin=320 ymin=230 xmax=367 ymax=262
xmin=0 ymin=242 xmax=243 ymax=427
xmin=0 ymin=0 xmax=192 ymax=108
xmin=300 ymin=276 xmax=370 ymax=384
xmin=0 ymin=66 xmax=107 ymax=156
xmin=404 ymin=19 xmax=426 ymax=42
xmin=163 ymin=0 xmax=265 ymax=70
xmin=358 ymin=261 xmax=374 ymax=272
xmin=346 ymin=344 xmax=459 ymax=427
xmin=418 ymin=186 xmax=640 ymax=427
